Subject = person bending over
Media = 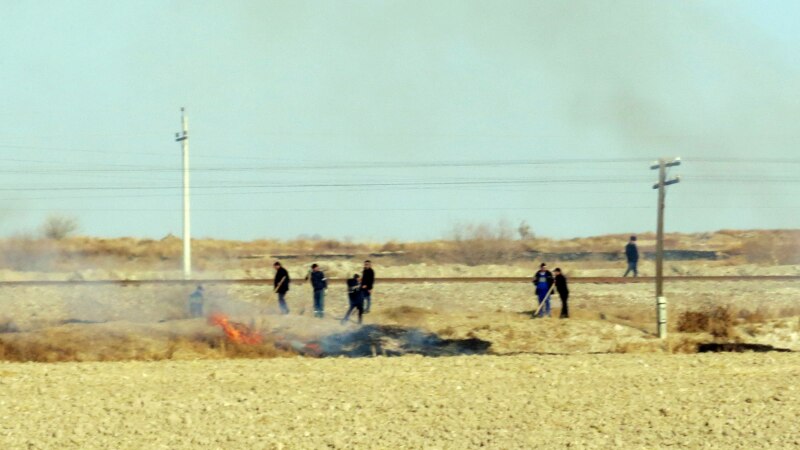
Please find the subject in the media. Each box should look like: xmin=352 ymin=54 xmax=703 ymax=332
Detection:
xmin=342 ymin=274 xmax=364 ymax=324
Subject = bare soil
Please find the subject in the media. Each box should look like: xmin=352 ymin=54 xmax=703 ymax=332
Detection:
xmin=0 ymin=354 xmax=798 ymax=449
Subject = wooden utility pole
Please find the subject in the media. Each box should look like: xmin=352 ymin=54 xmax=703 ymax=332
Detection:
xmin=175 ymin=108 xmax=191 ymax=279
xmin=651 ymin=158 xmax=681 ymax=338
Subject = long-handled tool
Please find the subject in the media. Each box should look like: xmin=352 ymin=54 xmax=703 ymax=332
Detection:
xmin=273 ymin=276 xmax=287 ymax=293
xmin=272 ymin=276 xmax=287 ymax=314
xmin=533 ymin=283 xmax=556 ymax=318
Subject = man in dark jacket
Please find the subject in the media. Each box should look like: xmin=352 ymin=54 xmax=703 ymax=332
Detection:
xmin=308 ymin=263 xmax=327 ymax=318
xmin=554 ymin=268 xmax=569 ymax=319
xmin=361 ymin=260 xmax=376 ymax=313
xmin=342 ymin=274 xmax=364 ymax=324
xmin=273 ymin=261 xmax=290 ymax=314
xmin=624 ymin=235 xmax=639 ymax=277
xmin=533 ymin=263 xmax=554 ymax=318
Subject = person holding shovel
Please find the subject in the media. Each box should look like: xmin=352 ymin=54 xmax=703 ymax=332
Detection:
xmin=533 ymin=263 xmax=554 ymax=318
xmin=308 ymin=263 xmax=328 ymax=318
xmin=341 ymin=273 xmax=364 ymax=324
xmin=273 ymin=261 xmax=290 ymax=315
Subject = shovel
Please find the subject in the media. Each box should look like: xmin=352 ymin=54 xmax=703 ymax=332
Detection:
xmin=533 ymin=284 xmax=556 ymax=318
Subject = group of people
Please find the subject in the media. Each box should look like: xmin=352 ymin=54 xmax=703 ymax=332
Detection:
xmin=532 ymin=263 xmax=569 ymax=319
xmin=530 ymin=235 xmax=639 ymax=318
xmin=188 ymin=237 xmax=640 ymax=322
xmin=271 ymin=259 xmax=376 ymax=323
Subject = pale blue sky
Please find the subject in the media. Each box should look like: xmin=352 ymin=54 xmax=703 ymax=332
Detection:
xmin=1 ymin=1 xmax=798 ymax=241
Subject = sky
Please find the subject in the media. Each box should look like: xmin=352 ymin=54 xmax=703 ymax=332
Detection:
xmin=1 ymin=0 xmax=798 ymax=241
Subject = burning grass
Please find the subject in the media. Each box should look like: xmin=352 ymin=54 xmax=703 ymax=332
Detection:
xmin=208 ymin=313 xmax=262 ymax=345
xmin=0 ymin=314 xmax=494 ymax=362
xmin=0 ymin=321 xmax=295 ymax=363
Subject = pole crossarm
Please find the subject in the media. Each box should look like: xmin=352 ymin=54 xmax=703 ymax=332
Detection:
xmin=652 ymin=176 xmax=681 ymax=189
xmin=650 ymin=157 xmax=681 ymax=170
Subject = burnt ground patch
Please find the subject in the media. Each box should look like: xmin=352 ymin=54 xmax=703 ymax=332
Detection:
xmin=697 ymin=342 xmax=792 ymax=353
xmin=281 ymin=324 xmax=492 ymax=357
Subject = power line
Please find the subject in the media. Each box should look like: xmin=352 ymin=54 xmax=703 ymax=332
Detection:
xmin=2 ymin=154 xmax=799 ymax=175
xmin=8 ymin=206 xmax=798 ymax=212
xmin=3 ymin=175 xmax=800 ymax=193
xmin=0 ymin=157 xmax=649 ymax=174
xmin=6 ymin=187 xmax=797 ymax=202
xmin=0 ymin=178 xmax=661 ymax=192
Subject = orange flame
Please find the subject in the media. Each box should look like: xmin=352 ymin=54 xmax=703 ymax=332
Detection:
xmin=208 ymin=313 xmax=263 ymax=345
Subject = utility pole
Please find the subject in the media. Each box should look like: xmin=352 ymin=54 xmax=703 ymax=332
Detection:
xmin=175 ymin=108 xmax=191 ymax=279
xmin=651 ymin=157 xmax=681 ymax=338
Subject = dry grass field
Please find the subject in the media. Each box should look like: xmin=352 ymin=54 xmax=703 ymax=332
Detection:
xmin=0 ymin=230 xmax=798 ymax=448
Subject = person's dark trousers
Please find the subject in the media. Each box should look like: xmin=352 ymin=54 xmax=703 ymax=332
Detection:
xmin=342 ymin=299 xmax=364 ymax=324
xmin=559 ymin=293 xmax=569 ymax=318
xmin=313 ymin=289 xmax=325 ymax=318
xmin=277 ymin=293 xmax=290 ymax=314
xmin=623 ymin=261 xmax=638 ymax=277
xmin=362 ymin=290 xmax=372 ymax=313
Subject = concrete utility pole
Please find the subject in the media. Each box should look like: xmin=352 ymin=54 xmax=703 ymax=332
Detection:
xmin=175 ymin=108 xmax=191 ymax=279
xmin=651 ymin=157 xmax=681 ymax=338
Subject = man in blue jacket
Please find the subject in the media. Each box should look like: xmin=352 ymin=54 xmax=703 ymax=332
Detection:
xmin=624 ymin=235 xmax=639 ymax=277
xmin=308 ymin=263 xmax=327 ymax=318
xmin=533 ymin=263 xmax=554 ymax=318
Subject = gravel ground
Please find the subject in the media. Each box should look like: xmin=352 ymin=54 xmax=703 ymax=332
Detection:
xmin=0 ymin=353 xmax=798 ymax=449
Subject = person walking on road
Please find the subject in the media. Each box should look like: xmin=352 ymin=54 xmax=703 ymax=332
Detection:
xmin=533 ymin=263 xmax=554 ymax=318
xmin=273 ymin=261 xmax=291 ymax=315
xmin=308 ymin=263 xmax=328 ymax=318
xmin=342 ymin=274 xmax=364 ymax=324
xmin=361 ymin=260 xmax=376 ymax=313
xmin=553 ymin=268 xmax=569 ymax=319
xmin=624 ymin=235 xmax=639 ymax=277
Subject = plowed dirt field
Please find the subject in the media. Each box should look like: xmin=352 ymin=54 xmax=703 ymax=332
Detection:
xmin=1 ymin=354 xmax=798 ymax=449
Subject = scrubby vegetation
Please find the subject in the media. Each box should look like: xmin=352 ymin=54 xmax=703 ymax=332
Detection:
xmin=0 ymin=228 xmax=797 ymax=270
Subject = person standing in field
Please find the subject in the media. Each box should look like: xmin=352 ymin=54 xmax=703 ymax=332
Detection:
xmin=361 ymin=260 xmax=376 ymax=313
xmin=308 ymin=263 xmax=328 ymax=318
xmin=342 ymin=273 xmax=364 ymax=324
xmin=553 ymin=268 xmax=569 ymax=319
xmin=624 ymin=235 xmax=639 ymax=277
xmin=273 ymin=261 xmax=291 ymax=315
xmin=188 ymin=285 xmax=205 ymax=318
xmin=533 ymin=263 xmax=554 ymax=318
